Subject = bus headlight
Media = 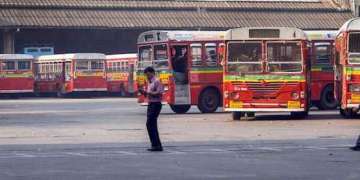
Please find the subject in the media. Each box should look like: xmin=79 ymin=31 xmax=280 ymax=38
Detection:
xmin=347 ymin=75 xmax=352 ymax=81
xmin=232 ymin=92 xmax=241 ymax=100
xmin=164 ymin=86 xmax=169 ymax=91
xmin=224 ymin=91 xmax=229 ymax=99
xmin=291 ymin=92 xmax=299 ymax=100
xmin=349 ymin=84 xmax=360 ymax=92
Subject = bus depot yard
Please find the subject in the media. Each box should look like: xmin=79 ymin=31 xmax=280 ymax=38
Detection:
xmin=0 ymin=97 xmax=359 ymax=179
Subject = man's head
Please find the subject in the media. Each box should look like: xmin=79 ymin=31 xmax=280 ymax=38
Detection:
xmin=181 ymin=48 xmax=187 ymax=55
xmin=144 ymin=66 xmax=155 ymax=80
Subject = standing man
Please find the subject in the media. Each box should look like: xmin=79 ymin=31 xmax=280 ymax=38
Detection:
xmin=140 ymin=67 xmax=164 ymax=152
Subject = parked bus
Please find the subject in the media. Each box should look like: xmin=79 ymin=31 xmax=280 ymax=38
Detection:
xmin=222 ymin=27 xmax=310 ymax=120
xmin=34 ymin=53 xmax=107 ymax=96
xmin=334 ymin=18 xmax=360 ymax=118
xmin=137 ymin=30 xmax=225 ymax=113
xmin=305 ymin=31 xmax=338 ymax=110
xmin=106 ymin=54 xmax=137 ymax=96
xmin=0 ymin=54 xmax=34 ymax=94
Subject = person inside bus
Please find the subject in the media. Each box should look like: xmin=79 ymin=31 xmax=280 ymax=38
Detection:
xmin=172 ymin=47 xmax=188 ymax=84
xmin=138 ymin=67 xmax=164 ymax=152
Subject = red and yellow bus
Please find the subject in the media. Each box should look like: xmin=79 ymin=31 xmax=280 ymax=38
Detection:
xmin=222 ymin=27 xmax=310 ymax=120
xmin=34 ymin=53 xmax=107 ymax=96
xmin=137 ymin=30 xmax=225 ymax=113
xmin=305 ymin=31 xmax=338 ymax=110
xmin=0 ymin=54 xmax=34 ymax=94
xmin=335 ymin=18 xmax=360 ymax=118
xmin=106 ymin=54 xmax=137 ymax=96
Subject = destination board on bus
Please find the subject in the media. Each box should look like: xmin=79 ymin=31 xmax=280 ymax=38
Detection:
xmin=249 ymin=29 xmax=280 ymax=38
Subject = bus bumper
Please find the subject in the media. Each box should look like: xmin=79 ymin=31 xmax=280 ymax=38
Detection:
xmin=140 ymin=102 xmax=168 ymax=106
xmin=0 ymin=89 xmax=33 ymax=93
xmin=73 ymin=88 xmax=107 ymax=92
xmin=346 ymin=104 xmax=360 ymax=109
xmin=224 ymin=108 xmax=305 ymax=112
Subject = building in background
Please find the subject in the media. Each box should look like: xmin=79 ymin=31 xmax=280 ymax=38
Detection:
xmin=0 ymin=0 xmax=357 ymax=54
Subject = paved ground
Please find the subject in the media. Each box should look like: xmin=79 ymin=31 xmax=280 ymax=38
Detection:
xmin=0 ymin=98 xmax=359 ymax=179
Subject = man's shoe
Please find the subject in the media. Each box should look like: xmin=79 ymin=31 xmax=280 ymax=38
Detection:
xmin=147 ymin=147 xmax=163 ymax=152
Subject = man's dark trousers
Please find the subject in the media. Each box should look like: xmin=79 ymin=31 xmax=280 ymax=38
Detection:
xmin=147 ymin=102 xmax=162 ymax=148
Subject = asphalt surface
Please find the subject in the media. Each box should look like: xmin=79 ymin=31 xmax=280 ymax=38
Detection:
xmin=0 ymin=98 xmax=359 ymax=179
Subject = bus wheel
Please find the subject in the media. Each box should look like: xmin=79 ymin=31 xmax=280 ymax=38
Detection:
xmin=170 ymin=105 xmax=191 ymax=114
xmin=232 ymin=112 xmax=244 ymax=120
xmin=319 ymin=85 xmax=338 ymax=110
xmin=290 ymin=111 xmax=308 ymax=119
xmin=340 ymin=108 xmax=356 ymax=119
xmin=198 ymin=88 xmax=220 ymax=113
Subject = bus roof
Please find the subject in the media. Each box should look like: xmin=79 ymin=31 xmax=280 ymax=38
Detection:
xmin=304 ymin=30 xmax=338 ymax=41
xmin=0 ymin=54 xmax=34 ymax=60
xmin=339 ymin=18 xmax=360 ymax=33
xmin=36 ymin=53 xmax=106 ymax=62
xmin=225 ymin=27 xmax=307 ymax=41
xmin=138 ymin=30 xmax=225 ymax=43
xmin=106 ymin=53 xmax=137 ymax=60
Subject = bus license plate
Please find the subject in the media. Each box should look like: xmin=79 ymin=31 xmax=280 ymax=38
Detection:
xmin=288 ymin=101 xmax=300 ymax=109
xmin=230 ymin=101 xmax=243 ymax=108
xmin=351 ymin=94 xmax=360 ymax=102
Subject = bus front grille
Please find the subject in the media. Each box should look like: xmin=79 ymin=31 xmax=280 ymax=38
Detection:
xmin=247 ymin=82 xmax=294 ymax=98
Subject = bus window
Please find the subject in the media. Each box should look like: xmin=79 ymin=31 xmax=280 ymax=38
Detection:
xmin=205 ymin=43 xmax=217 ymax=67
xmin=349 ymin=33 xmax=360 ymax=53
xmin=18 ymin=61 xmax=31 ymax=70
xmin=348 ymin=33 xmax=360 ymax=64
xmin=76 ymin=61 xmax=89 ymax=71
xmin=139 ymin=46 xmax=152 ymax=69
xmin=91 ymin=61 xmax=104 ymax=70
xmin=65 ymin=62 xmax=71 ymax=81
xmin=314 ymin=43 xmax=331 ymax=64
xmin=154 ymin=44 xmax=168 ymax=70
xmin=267 ymin=42 xmax=302 ymax=73
xmin=191 ymin=44 xmax=202 ymax=67
xmin=125 ymin=62 xmax=129 ymax=72
xmin=227 ymin=42 xmax=262 ymax=73
xmin=2 ymin=61 xmax=15 ymax=71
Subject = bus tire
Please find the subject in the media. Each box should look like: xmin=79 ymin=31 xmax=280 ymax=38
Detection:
xmin=290 ymin=111 xmax=308 ymax=119
xmin=232 ymin=112 xmax=244 ymax=120
xmin=198 ymin=88 xmax=220 ymax=113
xmin=319 ymin=85 xmax=338 ymax=110
xmin=340 ymin=108 xmax=356 ymax=119
xmin=170 ymin=105 xmax=191 ymax=114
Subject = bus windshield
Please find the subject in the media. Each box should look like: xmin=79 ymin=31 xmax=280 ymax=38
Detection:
xmin=138 ymin=46 xmax=152 ymax=70
xmin=153 ymin=44 xmax=169 ymax=70
xmin=17 ymin=61 xmax=31 ymax=70
xmin=76 ymin=60 xmax=104 ymax=71
xmin=90 ymin=61 xmax=104 ymax=70
xmin=267 ymin=42 xmax=302 ymax=73
xmin=348 ymin=33 xmax=360 ymax=64
xmin=227 ymin=42 xmax=262 ymax=73
xmin=1 ymin=61 xmax=16 ymax=71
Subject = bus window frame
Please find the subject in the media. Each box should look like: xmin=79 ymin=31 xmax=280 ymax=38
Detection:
xmin=138 ymin=44 xmax=153 ymax=70
xmin=225 ymin=41 xmax=263 ymax=74
xmin=1 ymin=61 xmax=16 ymax=71
xmin=205 ymin=43 xmax=218 ymax=67
xmin=347 ymin=32 xmax=360 ymax=65
xmin=17 ymin=60 xmax=32 ymax=71
xmin=312 ymin=41 xmax=333 ymax=65
xmin=90 ymin=60 xmax=105 ymax=71
xmin=190 ymin=43 xmax=203 ymax=67
xmin=265 ymin=41 xmax=304 ymax=74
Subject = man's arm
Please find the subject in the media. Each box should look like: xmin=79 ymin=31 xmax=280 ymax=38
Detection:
xmin=147 ymin=81 xmax=163 ymax=96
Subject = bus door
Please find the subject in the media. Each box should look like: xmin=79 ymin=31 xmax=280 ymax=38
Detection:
xmin=171 ymin=44 xmax=191 ymax=105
